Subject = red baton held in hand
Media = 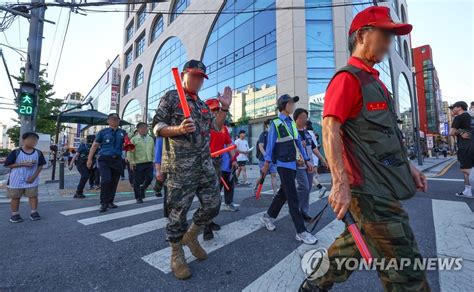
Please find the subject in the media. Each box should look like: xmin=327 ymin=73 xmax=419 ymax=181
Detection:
xmin=343 ymin=212 xmax=373 ymax=264
xmin=211 ymin=144 xmax=236 ymax=158
xmin=172 ymin=67 xmax=191 ymax=118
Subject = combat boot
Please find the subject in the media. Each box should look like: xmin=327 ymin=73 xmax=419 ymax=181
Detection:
xmin=170 ymin=242 xmax=191 ymax=280
xmin=182 ymin=223 xmax=208 ymax=260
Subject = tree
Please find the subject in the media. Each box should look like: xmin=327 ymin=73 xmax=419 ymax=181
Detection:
xmin=7 ymin=69 xmax=63 ymax=145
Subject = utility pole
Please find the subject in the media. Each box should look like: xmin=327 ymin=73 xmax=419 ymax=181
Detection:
xmin=411 ymin=47 xmax=423 ymax=166
xmin=20 ymin=0 xmax=46 ymax=137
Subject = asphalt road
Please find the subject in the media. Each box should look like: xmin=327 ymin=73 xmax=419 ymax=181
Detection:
xmin=0 ymin=162 xmax=472 ymax=292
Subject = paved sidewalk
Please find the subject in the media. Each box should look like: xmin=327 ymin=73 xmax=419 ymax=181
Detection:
xmin=0 ymin=156 xmax=455 ymax=203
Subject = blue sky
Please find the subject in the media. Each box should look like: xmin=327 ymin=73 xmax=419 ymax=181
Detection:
xmin=0 ymin=0 xmax=472 ymax=127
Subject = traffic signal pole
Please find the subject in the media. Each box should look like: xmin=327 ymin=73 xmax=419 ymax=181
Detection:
xmin=20 ymin=0 xmax=45 ymax=137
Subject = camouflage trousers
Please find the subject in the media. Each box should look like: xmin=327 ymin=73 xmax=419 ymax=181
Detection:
xmin=166 ymin=167 xmax=221 ymax=243
xmin=314 ymin=193 xmax=430 ymax=292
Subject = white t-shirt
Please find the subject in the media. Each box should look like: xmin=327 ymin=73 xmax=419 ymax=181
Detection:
xmin=235 ymin=138 xmax=249 ymax=162
xmin=308 ymin=130 xmax=319 ymax=166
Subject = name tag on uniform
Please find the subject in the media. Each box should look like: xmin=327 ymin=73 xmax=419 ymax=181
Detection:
xmin=366 ymin=102 xmax=387 ymax=111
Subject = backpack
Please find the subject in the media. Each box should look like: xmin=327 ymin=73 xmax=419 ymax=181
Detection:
xmin=256 ymin=131 xmax=268 ymax=160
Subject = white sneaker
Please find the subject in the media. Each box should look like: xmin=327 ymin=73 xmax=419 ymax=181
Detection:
xmin=222 ymin=204 xmax=238 ymax=212
xmin=455 ymin=191 xmax=474 ymax=199
xmin=318 ymin=186 xmax=327 ymax=198
xmin=296 ymin=231 xmax=318 ymax=245
xmin=260 ymin=214 xmax=276 ymax=231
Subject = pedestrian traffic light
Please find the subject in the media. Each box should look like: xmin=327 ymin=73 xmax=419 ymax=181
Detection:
xmin=18 ymin=82 xmax=36 ymax=116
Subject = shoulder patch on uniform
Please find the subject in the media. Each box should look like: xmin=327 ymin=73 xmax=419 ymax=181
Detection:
xmin=366 ymin=101 xmax=388 ymax=111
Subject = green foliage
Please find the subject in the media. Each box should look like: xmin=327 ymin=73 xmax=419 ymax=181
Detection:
xmin=235 ymin=115 xmax=250 ymax=126
xmin=8 ymin=69 xmax=63 ymax=145
xmin=0 ymin=148 xmax=11 ymax=156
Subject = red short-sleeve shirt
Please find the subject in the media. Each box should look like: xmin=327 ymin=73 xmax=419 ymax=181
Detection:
xmin=323 ymin=57 xmax=386 ymax=124
xmin=210 ymin=126 xmax=232 ymax=153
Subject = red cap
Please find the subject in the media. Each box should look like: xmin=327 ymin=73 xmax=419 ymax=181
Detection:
xmin=205 ymin=98 xmax=220 ymax=110
xmin=349 ymin=6 xmax=412 ymax=36
xmin=185 ymin=68 xmax=208 ymax=79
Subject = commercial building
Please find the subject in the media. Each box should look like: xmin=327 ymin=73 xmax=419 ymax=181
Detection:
xmin=413 ymin=45 xmax=442 ymax=136
xmin=120 ymin=0 xmax=416 ymax=157
xmin=61 ymin=92 xmax=82 ymax=148
xmin=82 ymin=55 xmax=121 ymax=136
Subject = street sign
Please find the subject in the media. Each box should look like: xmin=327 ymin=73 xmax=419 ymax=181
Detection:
xmin=18 ymin=82 xmax=37 ymax=116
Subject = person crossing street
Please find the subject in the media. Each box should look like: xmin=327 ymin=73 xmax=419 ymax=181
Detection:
xmin=153 ymin=60 xmax=232 ymax=279
xmin=127 ymin=122 xmax=155 ymax=203
xmin=300 ymin=6 xmax=429 ymax=291
xmin=260 ymin=94 xmax=317 ymax=245
xmin=87 ymin=113 xmax=128 ymax=213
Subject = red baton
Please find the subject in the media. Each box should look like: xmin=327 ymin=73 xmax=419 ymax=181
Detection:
xmin=343 ymin=212 xmax=373 ymax=264
xmin=171 ymin=67 xmax=191 ymax=118
xmin=220 ymin=177 xmax=230 ymax=191
xmin=211 ymin=144 xmax=236 ymax=158
xmin=255 ymin=175 xmax=265 ymax=200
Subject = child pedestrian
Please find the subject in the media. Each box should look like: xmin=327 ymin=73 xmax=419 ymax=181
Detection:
xmin=4 ymin=132 xmax=46 ymax=223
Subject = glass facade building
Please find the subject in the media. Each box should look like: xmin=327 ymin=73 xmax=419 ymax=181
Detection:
xmin=147 ymin=37 xmax=188 ymax=123
xmin=200 ymin=0 xmax=277 ymax=121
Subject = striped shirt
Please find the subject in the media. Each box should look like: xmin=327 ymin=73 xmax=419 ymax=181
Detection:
xmin=4 ymin=148 xmax=46 ymax=189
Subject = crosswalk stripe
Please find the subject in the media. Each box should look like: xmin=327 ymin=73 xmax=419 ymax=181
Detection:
xmin=78 ymin=204 xmax=165 ymax=225
xmin=101 ymin=211 xmax=192 ymax=242
xmin=142 ymin=191 xmax=325 ymax=273
xmin=60 ymin=197 xmax=160 ymax=216
xmin=432 ymin=200 xmax=474 ymax=291
xmin=242 ymin=219 xmax=343 ymax=292
xmin=426 ymin=178 xmax=464 ymax=182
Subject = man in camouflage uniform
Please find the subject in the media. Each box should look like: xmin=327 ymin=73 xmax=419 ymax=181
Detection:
xmin=153 ymin=60 xmax=232 ymax=280
xmin=300 ymin=7 xmax=430 ymax=291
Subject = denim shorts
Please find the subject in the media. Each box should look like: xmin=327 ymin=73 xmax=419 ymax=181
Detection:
xmin=258 ymin=161 xmax=277 ymax=174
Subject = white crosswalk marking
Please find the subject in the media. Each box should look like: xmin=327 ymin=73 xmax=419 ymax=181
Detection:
xmin=101 ymin=210 xmax=193 ymax=242
xmin=60 ymin=197 xmax=160 ymax=216
xmin=142 ymin=191 xmax=325 ymax=273
xmin=432 ymin=200 xmax=474 ymax=291
xmin=243 ymin=219 xmax=343 ymax=292
xmin=78 ymin=204 xmax=165 ymax=225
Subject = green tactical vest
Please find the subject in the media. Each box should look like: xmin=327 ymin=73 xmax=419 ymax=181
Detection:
xmin=334 ymin=65 xmax=416 ymax=200
xmin=272 ymin=118 xmax=299 ymax=163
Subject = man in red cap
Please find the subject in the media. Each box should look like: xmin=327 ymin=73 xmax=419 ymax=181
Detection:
xmin=300 ymin=6 xmax=430 ymax=292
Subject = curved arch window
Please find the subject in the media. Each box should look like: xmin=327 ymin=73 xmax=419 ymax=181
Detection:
xmin=122 ymin=99 xmax=143 ymax=133
xmin=170 ymin=0 xmax=191 ymax=23
xmin=147 ymin=37 xmax=187 ymax=122
xmin=391 ymin=0 xmax=399 ymax=16
xmin=135 ymin=65 xmax=144 ymax=87
xmin=201 ymin=0 xmax=277 ymax=121
xmin=397 ymin=73 xmax=413 ymax=146
xmin=151 ymin=15 xmax=164 ymax=42
xmin=401 ymin=5 xmax=407 ymax=23
xmin=124 ymin=76 xmax=132 ymax=95
xmin=403 ymin=40 xmax=410 ymax=66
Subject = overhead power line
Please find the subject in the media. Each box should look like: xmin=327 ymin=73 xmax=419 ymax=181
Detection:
xmin=24 ymin=1 xmax=373 ymax=15
xmin=52 ymin=9 xmax=71 ymax=85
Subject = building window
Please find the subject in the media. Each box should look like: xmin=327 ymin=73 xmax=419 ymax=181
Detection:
xmin=137 ymin=6 xmax=146 ymax=29
xmin=122 ymin=99 xmax=142 ymax=132
xmin=151 ymin=15 xmax=164 ymax=42
xmin=403 ymin=40 xmax=410 ymax=66
xmin=147 ymin=37 xmax=187 ymax=122
xmin=200 ymin=0 xmax=277 ymax=121
xmin=135 ymin=34 xmax=145 ymax=58
xmin=124 ymin=76 xmax=131 ymax=95
xmin=151 ymin=2 xmax=158 ymax=10
xmin=125 ymin=49 xmax=132 ymax=69
xmin=135 ymin=65 xmax=144 ymax=87
xmin=397 ymin=73 xmax=413 ymax=146
xmin=392 ymin=0 xmax=399 ymax=16
xmin=126 ymin=22 xmax=134 ymax=43
xmin=170 ymin=0 xmax=191 ymax=23
xmin=401 ymin=4 xmax=407 ymax=23
xmin=394 ymin=36 xmax=401 ymax=54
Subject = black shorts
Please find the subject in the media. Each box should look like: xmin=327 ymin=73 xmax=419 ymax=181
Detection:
xmin=237 ymin=161 xmax=247 ymax=167
xmin=457 ymin=148 xmax=474 ymax=169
